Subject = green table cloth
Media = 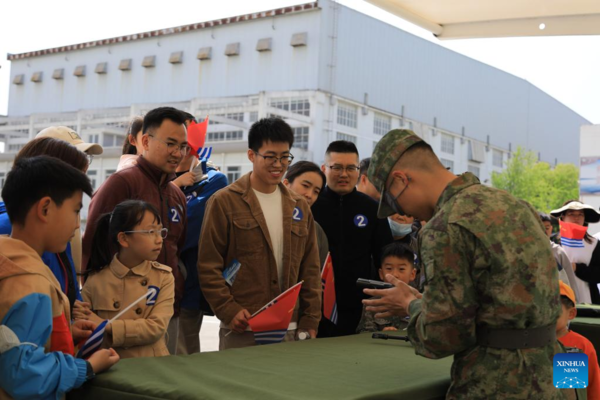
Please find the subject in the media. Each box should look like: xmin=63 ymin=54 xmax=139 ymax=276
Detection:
xmin=70 ymin=333 xmax=452 ymax=400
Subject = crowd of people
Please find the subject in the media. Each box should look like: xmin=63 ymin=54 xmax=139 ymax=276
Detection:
xmin=1 ymin=106 xmax=600 ymax=399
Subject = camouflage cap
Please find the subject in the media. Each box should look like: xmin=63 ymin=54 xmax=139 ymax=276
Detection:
xmin=368 ymin=129 xmax=423 ymax=218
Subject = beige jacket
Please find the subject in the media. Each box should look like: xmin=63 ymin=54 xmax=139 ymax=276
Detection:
xmin=198 ymin=172 xmax=322 ymax=331
xmin=82 ymin=256 xmax=174 ymax=359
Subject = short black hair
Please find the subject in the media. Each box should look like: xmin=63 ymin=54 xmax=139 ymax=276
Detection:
xmin=560 ymin=295 xmax=575 ymax=309
xmin=2 ymin=156 xmax=93 ymax=226
xmin=182 ymin=111 xmax=197 ymax=123
xmin=380 ymin=242 xmax=415 ymax=267
xmin=285 ymin=161 xmax=326 ymax=189
xmin=539 ymin=212 xmax=552 ymax=224
xmin=142 ymin=107 xmax=187 ymax=135
xmin=248 ymin=117 xmax=294 ymax=152
xmin=359 ymin=158 xmax=371 ymax=177
xmin=325 ymin=140 xmax=358 ymax=157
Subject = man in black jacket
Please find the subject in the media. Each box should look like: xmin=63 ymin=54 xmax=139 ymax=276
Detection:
xmin=312 ymin=141 xmax=393 ymax=337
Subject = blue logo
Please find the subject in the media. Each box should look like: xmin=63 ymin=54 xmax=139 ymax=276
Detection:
xmin=146 ymin=286 xmax=160 ymax=306
xmin=354 ymin=214 xmax=368 ymax=228
xmin=554 ymin=353 xmax=588 ymax=389
xmin=293 ymin=207 xmax=303 ymax=221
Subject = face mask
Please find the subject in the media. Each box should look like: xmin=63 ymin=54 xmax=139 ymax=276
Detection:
xmin=388 ymin=218 xmax=413 ymax=237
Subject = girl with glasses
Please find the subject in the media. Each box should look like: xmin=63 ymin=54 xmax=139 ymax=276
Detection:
xmin=76 ymin=200 xmax=175 ymax=359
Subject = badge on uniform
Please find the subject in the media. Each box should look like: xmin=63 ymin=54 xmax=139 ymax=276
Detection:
xmin=354 ymin=214 xmax=368 ymax=228
xmin=146 ymin=286 xmax=160 ymax=306
xmin=293 ymin=207 xmax=303 ymax=222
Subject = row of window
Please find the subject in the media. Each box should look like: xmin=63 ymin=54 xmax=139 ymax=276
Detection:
xmin=269 ymin=98 xmax=311 ymax=117
xmin=440 ymin=133 xmax=504 ymax=168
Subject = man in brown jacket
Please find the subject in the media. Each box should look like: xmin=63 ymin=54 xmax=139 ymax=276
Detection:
xmin=82 ymin=107 xmax=188 ymax=354
xmin=198 ymin=118 xmax=321 ymax=349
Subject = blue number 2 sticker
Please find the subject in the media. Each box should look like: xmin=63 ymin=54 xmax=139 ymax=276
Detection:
xmin=354 ymin=214 xmax=368 ymax=228
xmin=293 ymin=207 xmax=304 ymax=221
xmin=146 ymin=285 xmax=160 ymax=306
xmin=170 ymin=207 xmax=180 ymax=223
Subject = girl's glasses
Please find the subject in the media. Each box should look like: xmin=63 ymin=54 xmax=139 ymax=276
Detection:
xmin=124 ymin=228 xmax=168 ymax=239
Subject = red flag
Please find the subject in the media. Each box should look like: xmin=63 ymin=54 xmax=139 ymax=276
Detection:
xmin=187 ymin=116 xmax=209 ymax=157
xmin=559 ymin=220 xmax=588 ymax=249
xmin=248 ymin=281 xmax=303 ymax=344
xmin=321 ymin=253 xmax=338 ymax=324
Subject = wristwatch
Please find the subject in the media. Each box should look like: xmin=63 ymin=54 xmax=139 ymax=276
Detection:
xmin=85 ymin=361 xmax=96 ymax=382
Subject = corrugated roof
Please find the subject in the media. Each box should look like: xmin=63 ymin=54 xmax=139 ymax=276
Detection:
xmin=7 ymin=2 xmax=318 ymax=61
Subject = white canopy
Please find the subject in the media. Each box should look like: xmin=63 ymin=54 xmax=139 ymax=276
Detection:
xmin=365 ymin=0 xmax=600 ymax=39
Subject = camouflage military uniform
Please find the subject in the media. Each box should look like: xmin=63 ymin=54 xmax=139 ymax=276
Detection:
xmin=408 ymin=172 xmax=564 ymax=399
xmin=367 ymin=130 xmax=571 ymax=400
xmin=356 ymin=302 xmax=409 ymax=333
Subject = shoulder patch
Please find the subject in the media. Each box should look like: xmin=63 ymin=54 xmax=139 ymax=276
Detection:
xmin=151 ymin=262 xmax=172 ymax=273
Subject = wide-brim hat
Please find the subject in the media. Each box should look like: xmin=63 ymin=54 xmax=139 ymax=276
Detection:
xmin=36 ymin=126 xmax=103 ymax=155
xmin=550 ymin=201 xmax=600 ymax=223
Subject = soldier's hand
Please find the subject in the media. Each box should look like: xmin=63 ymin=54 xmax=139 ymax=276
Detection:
xmin=362 ymin=274 xmax=421 ymax=319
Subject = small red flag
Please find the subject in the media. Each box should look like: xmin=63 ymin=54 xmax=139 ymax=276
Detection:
xmin=187 ymin=116 xmax=209 ymax=157
xmin=248 ymin=281 xmax=303 ymax=344
xmin=559 ymin=220 xmax=588 ymax=240
xmin=321 ymin=253 xmax=338 ymax=324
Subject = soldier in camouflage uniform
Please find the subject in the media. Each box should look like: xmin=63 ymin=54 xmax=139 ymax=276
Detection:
xmin=363 ymin=129 xmax=569 ymax=399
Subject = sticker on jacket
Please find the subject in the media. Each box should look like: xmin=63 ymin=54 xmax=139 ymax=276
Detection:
xmin=354 ymin=214 xmax=368 ymax=228
xmin=170 ymin=207 xmax=180 ymax=223
xmin=223 ymin=259 xmax=242 ymax=286
xmin=146 ymin=286 xmax=160 ymax=305
xmin=292 ymin=207 xmax=303 ymax=221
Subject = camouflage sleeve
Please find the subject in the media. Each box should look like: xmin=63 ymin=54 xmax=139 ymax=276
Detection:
xmin=357 ymin=304 xmax=377 ymax=333
xmin=407 ymin=224 xmax=478 ymax=359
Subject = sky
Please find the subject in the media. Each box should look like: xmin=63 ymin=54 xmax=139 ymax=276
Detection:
xmin=1 ymin=0 xmax=599 ymax=124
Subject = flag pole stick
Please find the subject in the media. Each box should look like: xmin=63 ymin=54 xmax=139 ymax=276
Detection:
xmin=109 ymin=290 xmax=150 ymax=324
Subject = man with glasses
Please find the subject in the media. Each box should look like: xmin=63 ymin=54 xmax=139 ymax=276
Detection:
xmin=312 ymin=141 xmax=393 ymax=337
xmin=198 ymin=117 xmax=321 ymax=349
xmin=363 ymin=129 xmax=565 ymax=399
xmin=82 ymin=107 xmax=188 ymax=354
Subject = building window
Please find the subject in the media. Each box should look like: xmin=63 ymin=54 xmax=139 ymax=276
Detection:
xmin=102 ymin=134 xmax=122 ymax=148
xmin=225 ymin=113 xmax=244 ymax=122
xmin=336 ymin=132 xmax=357 ymax=144
xmin=8 ymin=144 xmax=24 ymax=152
xmin=270 ymin=99 xmax=290 ymax=111
xmin=227 ymin=166 xmax=241 ymax=183
xmin=293 ymin=127 xmax=309 ymax=150
xmin=441 ymin=134 xmax=455 ymax=155
xmin=249 ymin=111 xmax=259 ymax=123
xmin=468 ymin=164 xmax=480 ymax=178
xmin=441 ymin=158 xmax=454 ymax=172
xmin=290 ymin=99 xmax=310 ymax=116
xmin=89 ymin=134 xmax=100 ymax=144
xmin=337 ymin=103 xmax=357 ymax=128
xmin=0 ymin=172 xmax=5 ymax=189
xmin=105 ymin=169 xmax=116 ymax=180
xmin=373 ymin=113 xmax=391 ymax=136
xmin=87 ymin=170 xmax=97 ymax=190
xmin=493 ymin=149 xmax=503 ymax=168
xmin=206 ymin=130 xmax=244 ymax=142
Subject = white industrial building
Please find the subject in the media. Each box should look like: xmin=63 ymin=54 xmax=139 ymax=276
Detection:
xmin=0 ymin=0 xmax=589 ymax=224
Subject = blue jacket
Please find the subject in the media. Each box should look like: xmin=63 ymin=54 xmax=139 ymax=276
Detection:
xmin=0 ymin=202 xmax=82 ymax=307
xmin=0 ymin=237 xmax=87 ymax=399
xmin=179 ymin=168 xmax=228 ymax=311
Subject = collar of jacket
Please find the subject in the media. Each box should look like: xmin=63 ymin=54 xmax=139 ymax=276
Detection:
xmin=322 ymin=186 xmax=358 ymax=200
xmin=229 ymin=172 xmax=297 ymax=202
xmin=137 ymin=156 xmax=177 ymax=188
xmin=434 ymin=172 xmax=480 ymax=214
xmin=109 ymin=254 xmax=152 ymax=278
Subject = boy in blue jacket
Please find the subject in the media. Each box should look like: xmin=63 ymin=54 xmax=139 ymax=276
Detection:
xmin=0 ymin=156 xmax=118 ymax=399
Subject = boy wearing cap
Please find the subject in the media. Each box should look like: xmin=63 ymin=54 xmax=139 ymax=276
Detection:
xmin=557 ymin=281 xmax=600 ymax=399
xmin=363 ymin=129 xmax=565 ymax=399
